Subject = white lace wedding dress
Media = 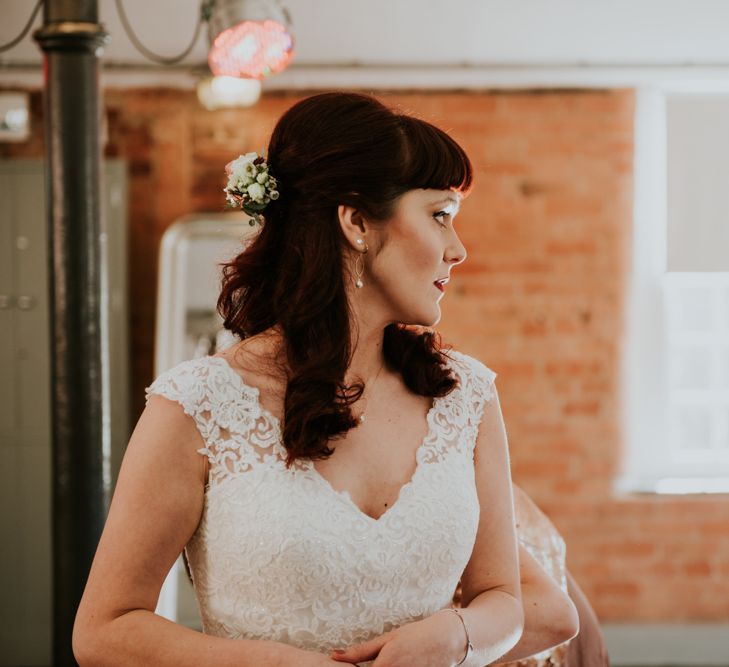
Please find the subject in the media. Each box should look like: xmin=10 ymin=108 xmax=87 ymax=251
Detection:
xmin=145 ymin=348 xmax=497 ymax=664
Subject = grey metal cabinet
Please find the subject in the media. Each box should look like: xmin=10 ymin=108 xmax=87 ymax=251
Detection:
xmin=0 ymin=159 xmax=130 ymax=666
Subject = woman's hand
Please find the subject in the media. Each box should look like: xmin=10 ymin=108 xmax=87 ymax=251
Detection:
xmin=329 ymin=610 xmax=467 ymax=667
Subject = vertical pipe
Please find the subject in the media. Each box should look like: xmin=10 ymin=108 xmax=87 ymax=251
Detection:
xmin=33 ymin=2 xmax=110 ymax=665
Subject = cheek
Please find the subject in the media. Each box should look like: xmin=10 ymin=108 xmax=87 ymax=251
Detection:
xmin=374 ymin=221 xmax=440 ymax=280
xmin=379 ymin=238 xmax=435 ymax=278
xmin=401 ymin=230 xmax=441 ymax=270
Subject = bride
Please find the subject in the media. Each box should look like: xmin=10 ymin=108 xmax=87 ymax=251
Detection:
xmin=73 ymin=91 xmax=580 ymax=666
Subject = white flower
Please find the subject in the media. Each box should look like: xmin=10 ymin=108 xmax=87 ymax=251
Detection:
xmin=227 ymin=153 xmax=259 ymax=181
xmin=244 ymin=162 xmax=257 ymax=178
xmin=247 ymin=182 xmax=266 ymax=201
xmin=223 ymin=151 xmax=278 ymax=223
xmin=230 ymin=156 xmax=249 ymax=171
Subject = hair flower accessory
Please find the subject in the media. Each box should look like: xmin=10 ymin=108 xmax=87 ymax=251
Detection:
xmin=223 ymin=151 xmax=280 ymax=226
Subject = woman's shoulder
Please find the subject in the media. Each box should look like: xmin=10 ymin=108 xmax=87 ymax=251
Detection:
xmin=441 ymin=347 xmax=498 ymax=388
xmin=145 ymin=355 xmax=217 ymax=387
xmin=440 ymin=348 xmax=499 ymax=412
xmin=144 ymin=356 xmax=221 ymax=416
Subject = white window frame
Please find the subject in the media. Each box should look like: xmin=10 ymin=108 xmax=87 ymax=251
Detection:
xmin=618 ymin=87 xmax=729 ymax=494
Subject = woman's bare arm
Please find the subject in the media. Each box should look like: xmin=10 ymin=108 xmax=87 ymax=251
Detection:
xmin=455 ymin=383 xmax=525 ymax=665
xmin=494 ymin=544 xmax=579 ymax=663
xmin=72 ymin=394 xmax=339 ymax=667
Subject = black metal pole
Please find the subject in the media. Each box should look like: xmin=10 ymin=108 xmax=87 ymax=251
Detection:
xmin=33 ymin=2 xmax=110 ymax=665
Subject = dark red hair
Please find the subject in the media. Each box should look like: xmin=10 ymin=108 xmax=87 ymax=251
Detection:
xmin=217 ymin=92 xmax=473 ymax=467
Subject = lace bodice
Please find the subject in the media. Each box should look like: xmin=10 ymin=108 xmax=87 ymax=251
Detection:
xmin=145 ymin=349 xmax=497 ymax=663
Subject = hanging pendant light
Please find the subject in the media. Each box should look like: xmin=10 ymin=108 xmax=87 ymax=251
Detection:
xmin=196 ymin=75 xmax=262 ymax=109
xmin=206 ymin=0 xmax=294 ymax=80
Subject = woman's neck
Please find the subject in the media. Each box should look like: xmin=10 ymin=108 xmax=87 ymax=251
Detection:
xmin=244 ymin=322 xmax=389 ymax=387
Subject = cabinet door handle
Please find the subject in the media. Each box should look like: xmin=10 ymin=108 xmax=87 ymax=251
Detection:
xmin=16 ymin=295 xmax=35 ymax=310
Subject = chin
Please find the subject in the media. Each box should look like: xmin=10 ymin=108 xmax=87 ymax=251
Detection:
xmin=391 ymin=297 xmax=442 ymax=327
xmin=396 ymin=310 xmax=440 ymax=327
xmin=418 ymin=308 xmax=442 ymax=328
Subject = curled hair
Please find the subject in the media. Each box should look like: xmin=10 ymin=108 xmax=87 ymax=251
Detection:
xmin=217 ymin=92 xmax=473 ymax=467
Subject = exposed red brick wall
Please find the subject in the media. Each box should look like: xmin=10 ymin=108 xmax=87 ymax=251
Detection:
xmin=5 ymin=86 xmax=728 ymax=622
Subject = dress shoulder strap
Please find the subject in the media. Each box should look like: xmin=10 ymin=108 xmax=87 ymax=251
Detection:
xmin=145 ymin=356 xmax=283 ymax=485
xmin=442 ymin=349 xmax=498 ymax=437
xmin=144 ymin=357 xmax=220 ymax=440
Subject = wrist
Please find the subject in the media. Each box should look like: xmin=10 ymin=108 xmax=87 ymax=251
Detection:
xmin=267 ymin=641 xmax=311 ymax=667
xmin=436 ymin=608 xmax=471 ymax=666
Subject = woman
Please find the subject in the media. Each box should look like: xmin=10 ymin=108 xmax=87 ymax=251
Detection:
xmin=73 ymin=92 xmax=579 ymax=666
xmin=496 ymin=487 xmax=608 ymax=667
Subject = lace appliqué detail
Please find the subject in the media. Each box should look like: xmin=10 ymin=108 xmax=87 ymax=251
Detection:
xmin=146 ymin=357 xmax=287 ymax=485
xmin=144 ymin=349 xmax=498 ymax=660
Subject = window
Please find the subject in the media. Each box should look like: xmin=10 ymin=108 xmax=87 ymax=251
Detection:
xmin=619 ymin=89 xmax=729 ymax=494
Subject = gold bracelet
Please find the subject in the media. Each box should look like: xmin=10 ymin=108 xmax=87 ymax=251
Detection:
xmin=439 ymin=607 xmax=473 ymax=666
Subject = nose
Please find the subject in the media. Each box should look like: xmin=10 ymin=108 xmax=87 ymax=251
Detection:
xmin=446 ymin=230 xmax=467 ymax=266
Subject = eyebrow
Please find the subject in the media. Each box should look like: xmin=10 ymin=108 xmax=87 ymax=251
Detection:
xmin=432 ymin=196 xmax=460 ymax=206
xmin=431 ymin=196 xmax=461 ymax=213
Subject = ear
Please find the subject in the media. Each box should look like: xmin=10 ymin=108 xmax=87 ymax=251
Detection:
xmin=337 ymin=204 xmax=369 ymax=252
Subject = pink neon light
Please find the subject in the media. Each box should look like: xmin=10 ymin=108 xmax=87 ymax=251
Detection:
xmin=208 ymin=19 xmax=294 ymax=79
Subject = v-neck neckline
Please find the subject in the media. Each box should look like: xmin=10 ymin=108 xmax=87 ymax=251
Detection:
xmin=208 ymin=354 xmax=445 ymax=524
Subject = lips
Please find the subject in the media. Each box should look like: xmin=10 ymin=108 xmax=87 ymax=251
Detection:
xmin=433 ymin=277 xmax=449 ymax=292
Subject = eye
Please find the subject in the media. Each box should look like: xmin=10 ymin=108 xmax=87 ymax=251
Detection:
xmin=433 ymin=210 xmax=450 ymax=228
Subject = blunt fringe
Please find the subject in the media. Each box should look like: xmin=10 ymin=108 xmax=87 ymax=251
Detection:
xmin=216 ymin=92 xmax=474 ymax=468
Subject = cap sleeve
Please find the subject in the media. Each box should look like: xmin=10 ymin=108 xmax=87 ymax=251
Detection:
xmin=144 ymin=357 xmax=218 ymax=447
xmin=444 ymin=349 xmax=498 ymax=435
xmin=468 ymin=356 xmax=498 ymax=415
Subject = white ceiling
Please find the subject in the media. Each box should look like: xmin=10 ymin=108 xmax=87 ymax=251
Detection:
xmin=3 ymin=1 xmax=729 ymax=89
xmin=2 ymin=0 xmax=729 ymax=66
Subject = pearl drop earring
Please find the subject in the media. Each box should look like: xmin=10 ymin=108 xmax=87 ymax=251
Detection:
xmin=354 ymin=238 xmax=367 ymax=289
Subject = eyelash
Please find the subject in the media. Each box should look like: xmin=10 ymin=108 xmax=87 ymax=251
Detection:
xmin=433 ymin=211 xmax=450 ymax=227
